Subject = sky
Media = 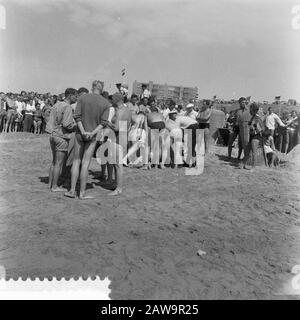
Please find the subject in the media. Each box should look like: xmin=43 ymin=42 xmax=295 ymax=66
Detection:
xmin=0 ymin=0 xmax=299 ymax=101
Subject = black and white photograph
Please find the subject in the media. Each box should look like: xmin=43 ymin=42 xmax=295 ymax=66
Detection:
xmin=0 ymin=0 xmax=299 ymax=300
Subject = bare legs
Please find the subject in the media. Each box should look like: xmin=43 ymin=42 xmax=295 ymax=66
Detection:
xmin=108 ymin=143 xmax=124 ymax=196
xmin=51 ymin=151 xmax=67 ymax=192
xmin=203 ymin=128 xmax=210 ymax=154
xmin=34 ymin=120 xmax=42 ymax=134
xmin=65 ymin=136 xmax=97 ymax=199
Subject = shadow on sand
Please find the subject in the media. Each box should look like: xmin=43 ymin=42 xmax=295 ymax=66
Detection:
xmin=215 ymin=154 xmax=242 ymax=168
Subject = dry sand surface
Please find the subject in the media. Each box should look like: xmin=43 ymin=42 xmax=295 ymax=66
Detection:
xmin=0 ymin=133 xmax=300 ymax=299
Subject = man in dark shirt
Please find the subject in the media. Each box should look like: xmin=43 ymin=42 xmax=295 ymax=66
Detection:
xmin=65 ymin=80 xmax=113 ymax=200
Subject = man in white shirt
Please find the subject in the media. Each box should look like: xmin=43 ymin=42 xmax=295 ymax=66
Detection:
xmin=184 ymin=103 xmax=198 ymax=120
xmin=265 ymin=107 xmax=286 ymax=136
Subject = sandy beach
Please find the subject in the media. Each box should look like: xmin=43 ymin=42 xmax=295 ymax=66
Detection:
xmin=0 ymin=133 xmax=300 ymax=299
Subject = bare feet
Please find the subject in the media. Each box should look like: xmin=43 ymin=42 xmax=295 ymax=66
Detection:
xmin=160 ymin=164 xmax=166 ymax=169
xmin=51 ymin=187 xmax=68 ymax=192
xmin=108 ymin=188 xmax=122 ymax=196
xmin=64 ymin=191 xmax=76 ymax=198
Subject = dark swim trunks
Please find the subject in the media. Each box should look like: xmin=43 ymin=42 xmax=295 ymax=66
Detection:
xmin=198 ymin=123 xmax=210 ymax=129
xmin=149 ymin=121 xmax=165 ymax=131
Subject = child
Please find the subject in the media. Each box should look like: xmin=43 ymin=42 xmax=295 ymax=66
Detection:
xmin=263 ymin=129 xmax=278 ymax=167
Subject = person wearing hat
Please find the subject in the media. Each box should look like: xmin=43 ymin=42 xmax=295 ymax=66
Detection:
xmin=65 ymin=80 xmax=113 ymax=200
xmin=235 ymin=97 xmax=251 ymax=163
xmin=184 ymin=103 xmax=198 ymax=120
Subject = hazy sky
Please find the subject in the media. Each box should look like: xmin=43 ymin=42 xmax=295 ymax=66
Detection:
xmin=0 ymin=0 xmax=299 ymax=100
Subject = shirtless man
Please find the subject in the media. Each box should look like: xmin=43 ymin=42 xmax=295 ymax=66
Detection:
xmin=166 ymin=111 xmax=183 ymax=168
xmin=65 ymin=80 xmax=113 ymax=200
xmin=196 ymin=100 xmax=212 ymax=154
xmin=100 ymin=92 xmax=132 ymax=196
xmin=147 ymin=106 xmax=169 ymax=168
xmin=175 ymin=115 xmax=199 ymax=167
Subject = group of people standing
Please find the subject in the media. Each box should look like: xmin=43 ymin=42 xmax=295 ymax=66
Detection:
xmin=226 ymin=97 xmax=299 ymax=170
xmin=0 ymin=91 xmax=54 ymax=134
xmin=45 ymin=81 xmax=214 ymax=199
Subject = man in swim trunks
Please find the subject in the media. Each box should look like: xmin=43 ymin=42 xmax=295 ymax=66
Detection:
xmin=147 ymin=105 xmax=168 ymax=168
xmin=65 ymin=80 xmax=113 ymax=200
xmin=46 ymin=88 xmax=77 ymax=192
xmin=196 ymin=100 xmax=212 ymax=154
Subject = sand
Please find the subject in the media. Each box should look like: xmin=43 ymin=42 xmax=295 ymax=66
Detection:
xmin=0 ymin=133 xmax=300 ymax=299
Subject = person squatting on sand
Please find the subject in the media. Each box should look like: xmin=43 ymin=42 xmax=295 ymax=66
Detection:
xmin=64 ymin=80 xmax=114 ymax=200
xmin=46 ymin=88 xmax=77 ymax=192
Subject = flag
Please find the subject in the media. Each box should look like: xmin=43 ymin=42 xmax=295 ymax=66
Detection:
xmin=121 ymin=68 xmax=126 ymax=76
xmin=275 ymin=96 xmax=281 ymax=101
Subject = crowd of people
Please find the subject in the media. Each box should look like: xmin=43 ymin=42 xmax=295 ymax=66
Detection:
xmin=0 ymin=82 xmax=299 ymax=197
xmin=225 ymin=98 xmax=299 ymax=169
